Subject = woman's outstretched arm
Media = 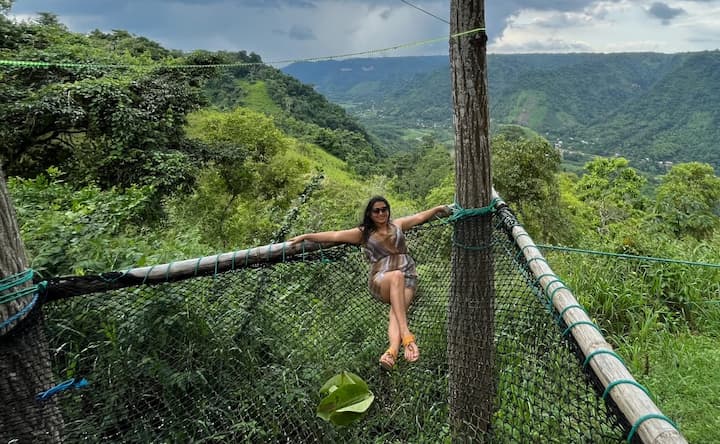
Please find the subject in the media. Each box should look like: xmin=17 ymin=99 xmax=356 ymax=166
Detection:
xmin=288 ymin=227 xmax=363 ymax=246
xmin=395 ymin=205 xmax=451 ymax=231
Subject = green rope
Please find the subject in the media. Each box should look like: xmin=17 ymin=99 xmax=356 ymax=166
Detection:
xmin=142 ymin=266 xmax=156 ymax=285
xmin=0 ymin=27 xmax=485 ymax=70
xmin=449 ymin=198 xmax=502 ymax=250
xmin=0 ymin=280 xmax=45 ymax=305
xmin=583 ymin=349 xmax=625 ymax=370
xmin=0 ymin=269 xmax=33 ymax=291
xmin=548 ymin=285 xmax=569 ymax=304
xmin=534 ymin=272 xmax=557 ymax=285
xmin=514 ymin=233 xmax=532 ymax=243
xmin=0 ymin=286 xmax=37 ymax=305
xmin=542 ymin=278 xmax=565 ymax=295
xmin=526 ymin=257 xmax=548 ymax=267
xmin=537 ymin=244 xmax=720 ymax=269
xmin=602 ymin=379 xmax=652 ymax=401
xmin=447 ymin=198 xmax=501 ymax=223
xmin=626 ymin=413 xmax=679 ymax=443
xmin=521 ymin=244 xmax=538 ymax=254
xmin=562 ymin=321 xmax=601 ymax=337
xmin=0 ymin=288 xmax=43 ymax=331
xmin=559 ymin=304 xmax=587 ymax=318
xmin=516 ymin=244 xmax=540 ymax=261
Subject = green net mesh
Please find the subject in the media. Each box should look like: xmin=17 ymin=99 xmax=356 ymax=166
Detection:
xmin=2 ymin=208 xmax=630 ymax=443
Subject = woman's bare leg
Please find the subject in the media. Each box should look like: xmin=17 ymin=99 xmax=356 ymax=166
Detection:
xmin=387 ymin=309 xmax=401 ymax=356
xmin=401 ymin=286 xmax=419 ymax=361
xmin=379 ymin=271 xmax=418 ymax=361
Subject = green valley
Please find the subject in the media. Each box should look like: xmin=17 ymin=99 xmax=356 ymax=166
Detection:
xmin=283 ymin=52 xmax=720 ymax=172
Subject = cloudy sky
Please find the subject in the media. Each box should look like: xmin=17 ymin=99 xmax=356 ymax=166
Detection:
xmin=8 ymin=0 xmax=720 ymax=64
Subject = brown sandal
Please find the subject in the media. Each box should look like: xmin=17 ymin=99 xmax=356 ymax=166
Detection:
xmin=379 ymin=349 xmax=397 ymax=370
xmin=402 ymin=334 xmax=419 ymax=363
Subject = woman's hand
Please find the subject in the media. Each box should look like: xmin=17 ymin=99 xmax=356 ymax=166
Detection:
xmin=439 ymin=204 xmax=454 ymax=218
xmin=287 ymin=234 xmax=307 ymax=245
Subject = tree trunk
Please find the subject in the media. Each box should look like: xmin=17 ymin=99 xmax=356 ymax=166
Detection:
xmin=0 ymin=167 xmax=64 ymax=443
xmin=448 ymin=0 xmax=495 ymax=440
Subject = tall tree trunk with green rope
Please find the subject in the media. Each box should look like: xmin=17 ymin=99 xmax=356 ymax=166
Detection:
xmin=0 ymin=167 xmax=64 ymax=443
xmin=448 ymin=0 xmax=495 ymax=439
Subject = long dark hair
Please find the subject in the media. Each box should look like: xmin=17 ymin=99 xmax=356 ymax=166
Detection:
xmin=359 ymin=196 xmax=390 ymax=244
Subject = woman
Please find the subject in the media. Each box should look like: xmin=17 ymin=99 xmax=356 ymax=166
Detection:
xmin=289 ymin=196 xmax=450 ymax=370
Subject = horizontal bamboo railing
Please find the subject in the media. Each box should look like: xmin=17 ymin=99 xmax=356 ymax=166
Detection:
xmin=492 ymin=191 xmax=686 ymax=444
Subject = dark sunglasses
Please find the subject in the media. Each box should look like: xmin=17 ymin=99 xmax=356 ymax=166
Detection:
xmin=372 ymin=207 xmax=389 ymax=214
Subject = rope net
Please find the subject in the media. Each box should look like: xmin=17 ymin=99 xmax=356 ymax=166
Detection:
xmin=2 ymin=207 xmax=629 ymax=443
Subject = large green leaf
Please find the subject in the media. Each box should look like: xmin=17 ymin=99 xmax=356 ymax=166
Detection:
xmin=319 ymin=370 xmax=368 ymax=395
xmin=335 ymin=393 xmax=375 ymax=413
xmin=316 ymin=371 xmax=374 ymax=426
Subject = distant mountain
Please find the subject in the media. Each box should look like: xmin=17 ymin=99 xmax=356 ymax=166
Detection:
xmin=283 ymin=52 xmax=720 ymax=170
xmin=586 ymin=51 xmax=720 ymax=167
xmin=282 ymin=56 xmax=448 ymax=101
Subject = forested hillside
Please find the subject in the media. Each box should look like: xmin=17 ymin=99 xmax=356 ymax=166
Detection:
xmin=283 ymin=52 xmax=720 ymax=170
xmin=0 ymin=8 xmax=415 ymax=274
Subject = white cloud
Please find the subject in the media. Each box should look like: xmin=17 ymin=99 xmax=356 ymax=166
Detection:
xmin=7 ymin=0 xmax=720 ymax=59
xmin=490 ymin=0 xmax=720 ymax=53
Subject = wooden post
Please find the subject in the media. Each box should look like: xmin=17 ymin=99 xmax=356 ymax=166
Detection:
xmin=448 ymin=0 xmax=495 ymax=438
xmin=0 ymin=167 xmax=64 ymax=443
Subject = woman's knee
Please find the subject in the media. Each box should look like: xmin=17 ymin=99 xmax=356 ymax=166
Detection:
xmin=386 ymin=270 xmax=404 ymax=285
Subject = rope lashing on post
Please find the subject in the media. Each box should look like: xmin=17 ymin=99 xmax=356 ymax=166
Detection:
xmin=448 ymin=198 xmax=503 ymax=251
xmin=583 ymin=349 xmax=626 ymax=370
xmin=0 ymin=272 xmax=47 ymax=331
xmin=602 ymin=379 xmax=653 ymax=402
xmin=446 ymin=198 xmax=501 ymax=223
xmin=0 ymin=269 xmax=45 ymax=306
xmin=0 ymin=269 xmax=34 ymax=292
xmin=0 ymin=293 xmax=40 ymax=331
xmin=626 ymin=414 xmax=679 ymax=443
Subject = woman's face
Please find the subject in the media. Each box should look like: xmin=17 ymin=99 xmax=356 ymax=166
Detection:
xmin=370 ymin=201 xmax=389 ymax=226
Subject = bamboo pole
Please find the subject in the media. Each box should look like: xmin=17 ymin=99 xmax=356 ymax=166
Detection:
xmin=45 ymin=241 xmax=344 ymax=301
xmin=493 ymin=191 xmax=687 ymax=444
xmin=126 ymin=240 xmax=341 ymax=282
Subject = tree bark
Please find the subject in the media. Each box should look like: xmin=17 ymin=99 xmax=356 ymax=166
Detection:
xmin=0 ymin=167 xmax=64 ymax=443
xmin=448 ymin=0 xmax=495 ymax=440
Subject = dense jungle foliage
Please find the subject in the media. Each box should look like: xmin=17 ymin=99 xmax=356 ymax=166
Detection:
xmin=1 ymin=4 xmax=719 ymax=442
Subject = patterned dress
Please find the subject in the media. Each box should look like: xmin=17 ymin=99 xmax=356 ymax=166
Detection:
xmin=362 ymin=222 xmax=418 ymax=300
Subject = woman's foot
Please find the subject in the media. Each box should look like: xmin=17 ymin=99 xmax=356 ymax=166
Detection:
xmin=402 ymin=334 xmax=419 ymax=362
xmin=379 ymin=349 xmax=397 ymax=370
